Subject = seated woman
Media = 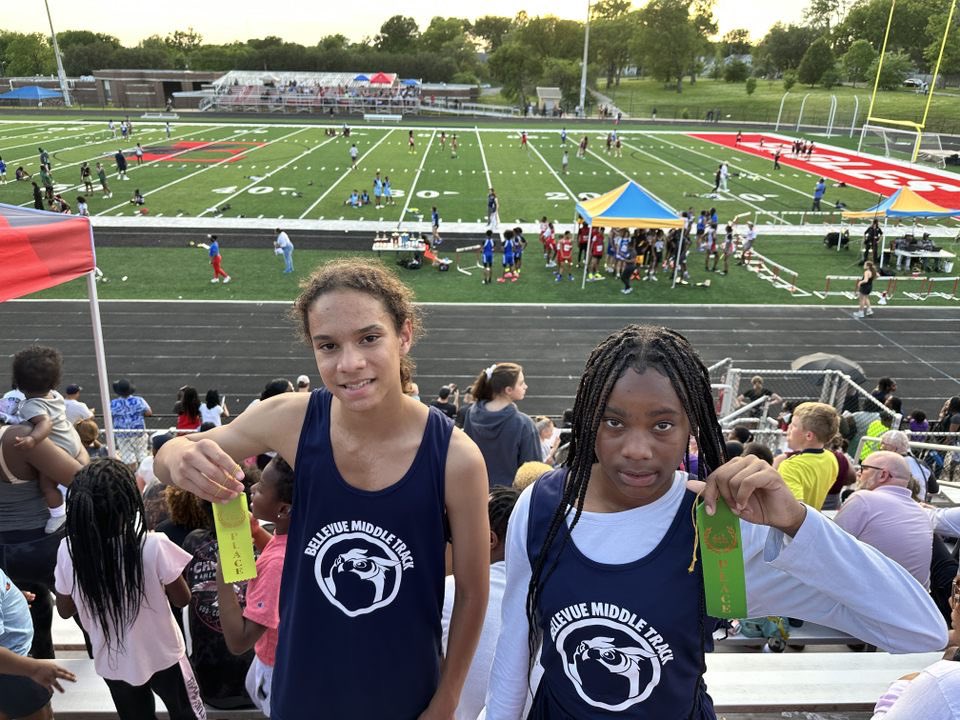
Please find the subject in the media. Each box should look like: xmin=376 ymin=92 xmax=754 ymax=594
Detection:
xmin=344 ymin=190 xmax=360 ymax=208
xmin=130 ymin=189 xmax=145 ymax=206
xmin=0 ymin=423 xmax=87 ymax=659
xmin=360 ymin=189 xmax=371 ymax=205
xmin=15 ymin=166 xmax=30 ymax=181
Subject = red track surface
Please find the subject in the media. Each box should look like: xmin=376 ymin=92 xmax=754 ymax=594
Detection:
xmin=692 ymin=133 xmax=960 ymax=209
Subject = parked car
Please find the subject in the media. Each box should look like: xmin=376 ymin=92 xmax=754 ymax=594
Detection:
xmin=903 ymin=78 xmax=926 ymax=88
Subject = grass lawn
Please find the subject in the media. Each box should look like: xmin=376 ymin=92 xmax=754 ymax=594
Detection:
xmin=601 ymin=78 xmax=960 ymax=135
xmin=22 ymin=240 xmax=958 ymax=306
xmin=0 ymin=118 xmax=905 ymax=223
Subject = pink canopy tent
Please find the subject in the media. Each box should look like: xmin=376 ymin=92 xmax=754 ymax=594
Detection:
xmin=0 ymin=204 xmax=116 ymax=453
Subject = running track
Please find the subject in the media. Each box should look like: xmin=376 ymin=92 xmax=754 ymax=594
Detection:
xmin=2 ymin=301 xmax=957 ymax=423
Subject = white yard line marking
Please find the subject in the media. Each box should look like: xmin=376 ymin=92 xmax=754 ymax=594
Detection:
xmin=200 ymin=132 xmax=341 ymax=217
xmin=397 ymin=129 xmax=437 ymax=229
xmin=298 ymin=130 xmax=395 ymax=219
xmin=615 ymin=138 xmax=784 ymax=223
xmin=527 ymin=139 xmax=579 ymax=201
xmin=96 ymin=127 xmax=305 ymax=216
xmin=475 ymin=127 xmax=492 ymax=188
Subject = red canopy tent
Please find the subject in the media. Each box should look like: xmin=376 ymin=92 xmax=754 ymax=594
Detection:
xmin=0 ymin=204 xmax=116 ymax=453
xmin=369 ymin=72 xmax=394 ymax=85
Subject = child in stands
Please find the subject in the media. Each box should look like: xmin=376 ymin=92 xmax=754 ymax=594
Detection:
xmin=216 ymin=455 xmax=293 ymax=716
xmin=155 ymin=258 xmax=489 ymax=720
xmin=11 ymin=345 xmax=85 ymax=533
xmin=54 ymin=459 xmax=203 ymax=719
xmin=485 ymin=325 xmax=947 ymax=719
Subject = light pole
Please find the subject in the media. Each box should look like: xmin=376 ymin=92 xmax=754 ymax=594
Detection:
xmin=44 ymin=0 xmax=72 ymax=107
xmin=578 ymin=0 xmax=591 ymax=117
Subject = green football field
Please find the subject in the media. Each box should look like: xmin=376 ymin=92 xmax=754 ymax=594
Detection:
xmin=0 ymin=117 xmax=892 ymax=223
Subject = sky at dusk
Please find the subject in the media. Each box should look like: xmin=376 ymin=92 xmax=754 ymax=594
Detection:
xmin=12 ymin=1 xmax=808 ymax=47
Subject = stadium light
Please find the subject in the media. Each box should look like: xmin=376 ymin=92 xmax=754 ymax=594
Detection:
xmin=43 ymin=0 xmax=72 ymax=107
xmin=579 ymin=0 xmax=590 ymax=117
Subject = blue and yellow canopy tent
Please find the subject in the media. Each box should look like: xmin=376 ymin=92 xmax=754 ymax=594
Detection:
xmin=574 ymin=181 xmax=685 ymax=288
xmin=841 ymin=186 xmax=960 ymax=220
xmin=841 ymin=187 xmax=960 ymax=264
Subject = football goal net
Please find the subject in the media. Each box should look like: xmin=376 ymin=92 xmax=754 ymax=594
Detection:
xmin=858 ymin=123 xmax=946 ymax=167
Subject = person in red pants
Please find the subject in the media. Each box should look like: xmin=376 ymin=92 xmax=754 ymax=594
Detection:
xmin=208 ymin=234 xmax=231 ymax=284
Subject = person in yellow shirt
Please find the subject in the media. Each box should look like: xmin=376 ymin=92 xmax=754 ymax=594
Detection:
xmin=775 ymin=402 xmax=840 ymax=509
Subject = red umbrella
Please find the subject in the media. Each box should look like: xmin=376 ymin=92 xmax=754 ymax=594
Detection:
xmin=369 ymin=72 xmax=393 ymax=84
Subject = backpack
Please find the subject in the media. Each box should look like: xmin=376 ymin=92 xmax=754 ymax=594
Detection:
xmin=739 ymin=616 xmax=790 ymax=652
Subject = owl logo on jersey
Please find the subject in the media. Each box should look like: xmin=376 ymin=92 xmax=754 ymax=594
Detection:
xmin=314 ymin=532 xmax=403 ymax=617
xmin=556 ymin=618 xmax=662 ymax=711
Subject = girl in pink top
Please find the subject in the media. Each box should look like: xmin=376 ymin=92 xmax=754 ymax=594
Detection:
xmin=54 ymin=459 xmax=206 ymax=719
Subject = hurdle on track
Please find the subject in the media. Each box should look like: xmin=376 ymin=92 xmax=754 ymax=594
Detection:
xmin=455 ymin=244 xmax=482 ymax=275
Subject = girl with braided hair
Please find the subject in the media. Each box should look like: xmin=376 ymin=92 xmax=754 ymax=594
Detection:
xmin=53 ymin=458 xmax=204 ymax=719
xmin=485 ymin=324 xmax=947 ymax=719
xmin=155 ymin=258 xmax=489 ymax=720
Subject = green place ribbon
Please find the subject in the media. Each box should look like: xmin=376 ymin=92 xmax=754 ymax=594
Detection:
xmin=213 ymin=494 xmax=258 ymax=583
xmin=696 ymin=497 xmax=747 ymax=618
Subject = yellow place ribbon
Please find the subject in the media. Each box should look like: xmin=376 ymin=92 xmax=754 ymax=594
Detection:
xmin=213 ymin=494 xmax=258 ymax=583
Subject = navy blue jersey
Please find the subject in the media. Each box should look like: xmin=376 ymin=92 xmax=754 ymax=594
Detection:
xmin=271 ymin=389 xmax=452 ymax=720
xmin=526 ymin=470 xmax=715 ymax=719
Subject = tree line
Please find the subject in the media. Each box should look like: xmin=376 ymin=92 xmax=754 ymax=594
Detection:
xmin=1 ymin=0 xmax=957 ymax=107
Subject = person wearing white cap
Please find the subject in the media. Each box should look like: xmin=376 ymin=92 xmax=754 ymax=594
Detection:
xmin=296 ymin=375 xmax=310 ymax=392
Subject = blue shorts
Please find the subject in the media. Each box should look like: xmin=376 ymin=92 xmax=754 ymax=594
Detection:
xmin=503 ymin=255 xmax=514 ymax=266
xmin=0 ymin=673 xmax=51 ymax=716
xmin=482 ymin=256 xmax=493 ymax=267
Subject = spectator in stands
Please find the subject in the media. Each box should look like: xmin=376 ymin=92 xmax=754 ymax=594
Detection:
xmin=774 ymin=401 xmax=839 ymax=509
xmin=872 ymin=377 xmax=897 ymax=405
xmin=442 ymin=486 xmax=519 ymax=720
xmin=182 ymin=497 xmax=256 ymax=709
xmin=155 ymin=258 xmax=489 ymax=720
xmin=860 ymin=400 xmax=900 ymax=460
xmin=0 ymin=568 xmax=77 ymax=718
xmin=908 ymin=409 xmax=929 ymax=441
xmin=742 ymin=441 xmax=774 ymax=465
xmin=63 ymin=383 xmax=94 ymax=426
xmin=728 ymin=425 xmax=752 ymax=444
xmin=484 ymin=325 xmax=947 ymax=720
xmin=880 ymin=430 xmax=936 ymax=500
xmin=136 ymin=432 xmax=173 ymax=491
xmin=156 ymin=485 xmax=210 ymax=549
xmin=835 ymin=451 xmax=933 ymax=589
xmin=455 ymin=387 xmax=474 ymax=429
xmin=295 ymin=375 xmax=310 ymax=393
xmin=200 ymin=389 xmax=229 ymax=427
xmin=0 ymin=423 xmax=85 ymax=659
xmin=513 ymin=461 xmax=553 ymax=492
xmin=175 ymin=386 xmax=202 ymax=432
xmin=736 ymin=375 xmax=782 ymax=418
xmin=535 ymin=416 xmax=560 ymax=466
xmin=822 ymin=434 xmax=857 ymax=510
xmin=141 ymin=482 xmax=170 ymax=532
xmin=109 ymin=378 xmax=152 ymax=471
xmin=871 ymin=577 xmax=960 ymax=718
xmin=76 ymin=418 xmax=108 ymax=460
xmin=54 ymin=459 xmax=204 ymax=719
xmin=430 ymin=385 xmax=459 ymax=419
xmin=215 ymin=456 xmax=293 ymax=717
xmin=463 ymin=362 xmax=541 ymax=487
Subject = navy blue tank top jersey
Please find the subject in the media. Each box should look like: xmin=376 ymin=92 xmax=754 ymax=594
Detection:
xmin=271 ymin=389 xmax=453 ymax=720
xmin=526 ymin=469 xmax=715 ymax=719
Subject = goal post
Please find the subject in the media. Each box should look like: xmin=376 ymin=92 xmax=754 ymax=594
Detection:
xmin=860 ymin=0 xmax=957 ymax=163
xmin=858 ymin=123 xmax=944 ymax=166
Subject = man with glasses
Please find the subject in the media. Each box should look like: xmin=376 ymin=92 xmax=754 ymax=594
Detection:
xmin=835 ymin=451 xmax=933 ymax=588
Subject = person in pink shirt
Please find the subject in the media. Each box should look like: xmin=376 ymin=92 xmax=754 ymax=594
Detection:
xmin=54 ymin=459 xmax=204 ymax=719
xmin=835 ymin=450 xmax=933 ymax=588
xmin=216 ymin=455 xmax=292 ymax=717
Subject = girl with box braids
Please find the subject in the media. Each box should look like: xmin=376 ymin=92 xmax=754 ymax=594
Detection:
xmin=524 ymin=325 xmax=727 ymax=699
xmin=65 ymin=458 xmax=146 ymax=654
